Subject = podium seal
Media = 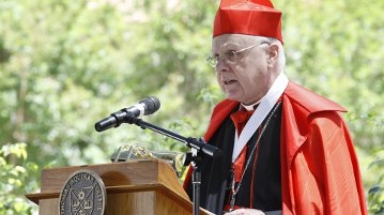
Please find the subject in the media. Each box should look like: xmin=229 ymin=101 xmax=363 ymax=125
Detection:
xmin=58 ymin=169 xmax=106 ymax=215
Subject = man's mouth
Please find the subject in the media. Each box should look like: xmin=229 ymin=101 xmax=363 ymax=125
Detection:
xmin=224 ymin=79 xmax=237 ymax=85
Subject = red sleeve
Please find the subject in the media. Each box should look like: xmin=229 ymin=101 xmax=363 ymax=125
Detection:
xmin=286 ymin=111 xmax=368 ymax=215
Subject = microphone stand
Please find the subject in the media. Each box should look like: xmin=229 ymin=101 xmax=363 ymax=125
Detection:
xmin=125 ymin=116 xmax=221 ymax=215
xmin=191 ymin=147 xmax=202 ymax=215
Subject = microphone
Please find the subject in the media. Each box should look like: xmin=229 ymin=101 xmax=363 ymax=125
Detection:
xmin=94 ymin=96 xmax=160 ymax=132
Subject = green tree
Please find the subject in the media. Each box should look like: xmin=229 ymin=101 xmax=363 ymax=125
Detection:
xmin=0 ymin=143 xmax=39 ymax=215
xmin=0 ymin=0 xmax=383 ymax=214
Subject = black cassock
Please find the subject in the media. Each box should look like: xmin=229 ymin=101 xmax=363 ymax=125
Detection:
xmin=185 ymin=104 xmax=282 ymax=215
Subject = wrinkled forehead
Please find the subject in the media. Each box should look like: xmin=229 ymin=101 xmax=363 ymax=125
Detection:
xmin=212 ymin=34 xmax=262 ymax=51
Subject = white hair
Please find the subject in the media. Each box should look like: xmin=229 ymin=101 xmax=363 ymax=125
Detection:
xmin=265 ymin=37 xmax=286 ymax=73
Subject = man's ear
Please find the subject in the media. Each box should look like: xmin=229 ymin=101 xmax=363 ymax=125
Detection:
xmin=267 ymin=43 xmax=279 ymax=63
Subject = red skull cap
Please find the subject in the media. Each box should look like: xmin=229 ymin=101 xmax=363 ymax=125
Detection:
xmin=213 ymin=0 xmax=283 ymax=44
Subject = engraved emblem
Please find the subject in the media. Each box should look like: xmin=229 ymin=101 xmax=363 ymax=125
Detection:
xmin=59 ymin=170 xmax=106 ymax=215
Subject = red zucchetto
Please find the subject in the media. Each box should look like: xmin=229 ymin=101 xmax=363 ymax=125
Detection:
xmin=213 ymin=0 xmax=283 ymax=43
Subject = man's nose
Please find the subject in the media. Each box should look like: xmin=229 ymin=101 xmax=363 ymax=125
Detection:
xmin=215 ymin=59 xmax=231 ymax=72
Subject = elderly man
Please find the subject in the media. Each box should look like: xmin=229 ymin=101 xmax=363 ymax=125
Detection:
xmin=184 ymin=0 xmax=368 ymax=215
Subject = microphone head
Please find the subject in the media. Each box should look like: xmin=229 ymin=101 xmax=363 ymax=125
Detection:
xmin=140 ymin=96 xmax=161 ymax=115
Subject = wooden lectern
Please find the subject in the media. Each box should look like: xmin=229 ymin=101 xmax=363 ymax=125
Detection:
xmin=26 ymin=159 xmax=211 ymax=215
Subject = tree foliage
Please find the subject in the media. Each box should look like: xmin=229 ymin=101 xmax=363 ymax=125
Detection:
xmin=0 ymin=143 xmax=38 ymax=215
xmin=0 ymin=0 xmax=383 ymax=214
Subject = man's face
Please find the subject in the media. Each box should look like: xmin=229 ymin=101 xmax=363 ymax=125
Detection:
xmin=212 ymin=34 xmax=278 ymax=105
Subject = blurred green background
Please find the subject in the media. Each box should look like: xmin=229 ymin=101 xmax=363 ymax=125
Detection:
xmin=0 ymin=0 xmax=383 ymax=214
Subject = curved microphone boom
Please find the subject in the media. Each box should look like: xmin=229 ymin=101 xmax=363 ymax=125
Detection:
xmin=94 ymin=96 xmax=160 ymax=132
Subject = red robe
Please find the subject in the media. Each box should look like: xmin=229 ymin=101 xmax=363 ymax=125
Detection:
xmin=184 ymin=81 xmax=368 ymax=215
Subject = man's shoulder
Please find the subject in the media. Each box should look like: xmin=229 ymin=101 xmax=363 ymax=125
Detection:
xmin=214 ymin=99 xmax=237 ymax=109
xmin=283 ymin=81 xmax=346 ymax=114
xmin=211 ymin=99 xmax=238 ymax=118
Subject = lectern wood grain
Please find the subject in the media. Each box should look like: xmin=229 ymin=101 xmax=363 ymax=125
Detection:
xmin=26 ymin=159 xmax=210 ymax=215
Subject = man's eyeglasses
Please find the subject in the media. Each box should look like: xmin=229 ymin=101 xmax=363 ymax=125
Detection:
xmin=206 ymin=43 xmax=267 ymax=67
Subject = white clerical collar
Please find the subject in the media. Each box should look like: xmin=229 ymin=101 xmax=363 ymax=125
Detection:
xmin=241 ymin=100 xmax=261 ymax=111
